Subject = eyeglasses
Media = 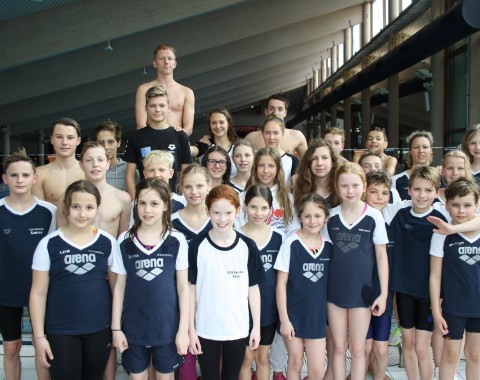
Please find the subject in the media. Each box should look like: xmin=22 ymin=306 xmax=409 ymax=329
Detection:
xmin=206 ymin=159 xmax=227 ymax=167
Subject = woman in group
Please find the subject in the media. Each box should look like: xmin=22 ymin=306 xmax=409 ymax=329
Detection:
xmin=192 ymin=108 xmax=239 ymax=177
xmin=201 ymin=145 xmax=232 ymax=189
xmin=392 ymin=130 xmax=434 ymax=200
xmin=30 ymin=180 xmax=117 ymax=380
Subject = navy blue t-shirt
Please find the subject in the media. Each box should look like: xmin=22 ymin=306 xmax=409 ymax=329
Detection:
xmin=241 ymin=227 xmax=284 ymax=327
xmin=326 ymin=205 xmax=389 ymax=308
xmin=385 ymin=202 xmax=448 ymax=299
xmin=430 ymin=232 xmax=480 ymax=317
xmin=275 ymin=233 xmax=332 ymax=339
xmin=32 ymin=229 xmax=115 ymax=335
xmin=0 ymin=198 xmax=56 ymax=307
xmin=171 ymin=212 xmax=212 ymax=244
xmin=112 ymin=230 xmax=188 ymax=346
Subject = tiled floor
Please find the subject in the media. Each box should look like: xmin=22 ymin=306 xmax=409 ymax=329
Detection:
xmin=0 ymin=342 xmax=467 ymax=379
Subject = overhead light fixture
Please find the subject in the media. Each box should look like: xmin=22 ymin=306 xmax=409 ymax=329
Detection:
xmin=104 ymin=40 xmax=114 ymax=52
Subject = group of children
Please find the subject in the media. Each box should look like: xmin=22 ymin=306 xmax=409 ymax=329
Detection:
xmin=1 ymin=85 xmax=480 ymax=380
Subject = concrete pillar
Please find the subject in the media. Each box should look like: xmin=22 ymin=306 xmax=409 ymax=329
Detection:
xmin=344 ymin=97 xmax=352 ymax=152
xmin=321 ymin=59 xmax=328 ymax=83
xmin=321 ymin=111 xmax=327 ymax=134
xmin=362 ymin=2 xmax=372 ymax=48
xmin=344 ymin=27 xmax=353 ymax=152
xmin=313 ymin=69 xmax=319 ymax=89
xmin=38 ymin=130 xmax=46 ymax=166
xmin=332 ymin=45 xmax=338 ymax=73
xmin=2 ymin=125 xmax=11 ymax=157
xmin=387 ymin=0 xmax=401 ymax=150
xmin=469 ymin=32 xmax=480 ymax=126
xmin=430 ymin=0 xmax=445 ymax=165
xmin=361 ymin=1 xmax=372 ymax=143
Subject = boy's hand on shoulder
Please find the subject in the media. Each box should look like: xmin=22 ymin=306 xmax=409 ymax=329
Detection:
xmin=427 ymin=216 xmax=453 ymax=235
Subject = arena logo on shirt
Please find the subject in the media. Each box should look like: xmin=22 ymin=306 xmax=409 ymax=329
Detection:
xmin=135 ymin=258 xmax=163 ymax=281
xmin=303 ymin=262 xmax=325 ymax=282
xmin=64 ymin=253 xmax=96 ymax=275
xmin=261 ymin=254 xmax=273 ymax=271
xmin=458 ymin=246 xmax=480 ymax=265
xmin=335 ymin=232 xmax=361 ymax=253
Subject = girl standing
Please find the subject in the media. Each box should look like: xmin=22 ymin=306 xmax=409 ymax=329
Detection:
xmin=392 ymin=130 xmax=434 ymax=200
xmin=171 ymin=164 xmax=212 ymax=380
xmin=30 ymin=180 xmax=117 ymax=380
xmin=326 ymin=163 xmax=389 ymax=380
xmin=192 ymin=108 xmax=239 ymax=177
xmin=237 ymin=147 xmax=299 ymax=234
xmin=188 ymin=185 xmax=264 ymax=380
xmin=275 ymin=193 xmax=332 ymax=380
xmin=201 ymin=145 xmax=232 ymax=188
xmin=238 ymin=185 xmax=284 ymax=380
xmin=293 ymin=138 xmax=340 ymax=209
xmin=461 ymin=124 xmax=480 ymax=183
xmin=111 ymin=178 xmax=189 ymax=379
xmin=229 ymin=140 xmax=255 ymax=193
xmin=261 ymin=113 xmax=299 ymax=184
xmin=437 ymin=150 xmax=473 ymax=205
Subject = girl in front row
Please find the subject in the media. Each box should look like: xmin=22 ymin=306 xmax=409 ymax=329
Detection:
xmin=188 ymin=185 xmax=264 ymax=380
xmin=326 ymin=162 xmax=389 ymax=380
xmin=111 ymin=179 xmax=189 ymax=380
xmin=238 ymin=184 xmax=285 ymax=380
xmin=30 ymin=180 xmax=117 ymax=380
xmin=275 ymin=193 xmax=332 ymax=380
xmin=171 ymin=164 xmax=212 ymax=380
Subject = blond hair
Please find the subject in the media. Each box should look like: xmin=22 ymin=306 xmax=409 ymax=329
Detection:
xmin=142 ymin=150 xmax=174 ymax=170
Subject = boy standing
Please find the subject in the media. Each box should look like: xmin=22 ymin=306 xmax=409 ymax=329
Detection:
xmin=125 ymin=86 xmax=192 ymax=198
xmin=384 ymin=166 xmax=448 ymax=380
xmin=135 ymin=44 xmax=195 ymax=136
xmin=430 ymin=178 xmax=480 ymax=380
xmin=94 ymin=120 xmax=139 ymax=191
xmin=245 ymin=94 xmax=308 ymax=159
xmin=79 ymin=141 xmax=131 ymax=237
xmin=33 ymin=117 xmax=85 ymax=226
xmin=0 ymin=149 xmax=56 ymax=380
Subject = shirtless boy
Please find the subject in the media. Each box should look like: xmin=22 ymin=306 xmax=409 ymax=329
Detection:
xmin=135 ymin=44 xmax=195 ymax=136
xmin=79 ymin=140 xmax=131 ymax=380
xmin=79 ymin=141 xmax=131 ymax=238
xmin=245 ymin=94 xmax=308 ymax=158
xmin=32 ymin=117 xmax=84 ymax=226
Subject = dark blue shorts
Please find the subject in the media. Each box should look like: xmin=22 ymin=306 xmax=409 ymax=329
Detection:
xmin=0 ymin=305 xmax=23 ymax=341
xmin=396 ymin=292 xmax=433 ymax=332
xmin=366 ymin=312 xmax=391 ymax=341
xmin=442 ymin=310 xmax=480 ymax=340
xmin=122 ymin=341 xmax=184 ymax=374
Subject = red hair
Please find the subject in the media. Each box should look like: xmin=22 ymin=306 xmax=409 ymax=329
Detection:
xmin=206 ymin=184 xmax=240 ymax=210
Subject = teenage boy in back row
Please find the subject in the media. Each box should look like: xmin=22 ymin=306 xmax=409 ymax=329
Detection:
xmin=125 ymin=85 xmax=192 ymax=199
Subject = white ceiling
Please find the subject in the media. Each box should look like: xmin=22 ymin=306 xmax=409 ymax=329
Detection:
xmin=0 ymin=0 xmax=364 ymax=140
